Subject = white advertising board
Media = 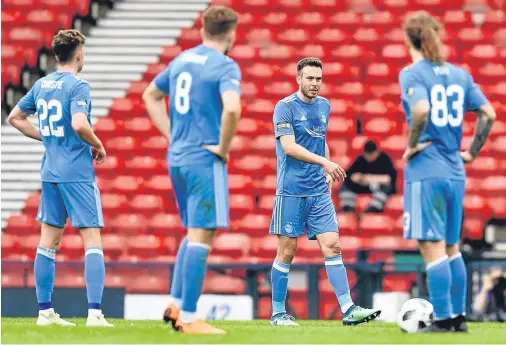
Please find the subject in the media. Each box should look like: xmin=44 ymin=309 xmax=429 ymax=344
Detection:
xmin=124 ymin=294 xmax=253 ymax=320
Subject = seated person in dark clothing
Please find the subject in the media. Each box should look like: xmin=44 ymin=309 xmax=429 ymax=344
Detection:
xmin=470 ymin=266 xmax=506 ymax=322
xmin=339 ymin=140 xmax=397 ymax=213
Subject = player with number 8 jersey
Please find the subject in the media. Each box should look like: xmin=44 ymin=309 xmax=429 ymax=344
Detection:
xmin=399 ymin=12 xmax=496 ymax=333
xmin=143 ymin=6 xmax=242 ymax=334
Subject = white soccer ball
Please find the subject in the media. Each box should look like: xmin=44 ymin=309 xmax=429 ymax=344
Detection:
xmin=397 ymin=298 xmax=434 ymax=333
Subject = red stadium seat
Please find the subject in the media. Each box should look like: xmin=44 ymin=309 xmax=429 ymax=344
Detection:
xmin=141 ymin=136 xmax=168 ymax=155
xmin=336 ymin=213 xmax=358 ymax=234
xmin=101 ymin=234 xmax=126 ymax=258
xmin=18 ymin=234 xmax=40 ymax=258
xmin=482 ymin=176 xmax=506 ymax=196
xmin=1 ymin=270 xmax=25 ymax=287
xmin=383 ymin=275 xmax=414 ymax=292
xmin=148 ymin=213 xmax=183 ymax=236
xmin=203 ymin=274 xmax=246 ymax=294
xmin=327 ymin=116 xmax=355 ymax=137
xmin=329 ymin=12 xmax=362 ymax=32
xmin=362 ymin=118 xmax=397 ymax=136
xmin=258 ymin=195 xmax=276 ymax=216
xmin=160 ymin=45 xmax=182 ymax=63
xmin=127 ymin=235 xmax=161 ymax=257
xmin=130 ymin=194 xmax=164 ymax=214
xmin=229 ymin=194 xmax=255 ymax=218
xmin=213 ymin=233 xmax=251 ymax=257
xmin=6 ymin=213 xmax=39 ymax=234
xmin=463 ymin=195 xmax=491 ymax=218
xmin=1 ymin=233 xmax=18 ymax=257
xmin=60 ymin=233 xmax=84 ymax=258
xmin=359 ymin=214 xmax=395 ymax=236
xmin=238 ymin=214 xmax=271 ymax=236
xmin=254 ymin=235 xmax=278 ymax=258
xmin=229 ymin=175 xmax=254 ymax=194
xmin=23 ymin=193 xmax=41 ymax=216
xmin=466 ymin=156 xmax=498 ymax=176
xmin=383 ymin=194 xmax=404 ymax=218
xmin=316 ymin=28 xmax=348 ymax=45
xmin=124 ymin=156 xmax=165 ymax=176
xmin=94 ymin=156 xmax=122 ymax=176
xmin=94 ymin=118 xmax=118 ymax=136
xmin=143 ymin=175 xmax=173 ymax=197
xmin=111 ymin=176 xmax=143 ymax=195
xmin=462 ymin=217 xmax=486 ymax=240
xmin=101 ymin=193 xmax=128 ymax=213
xmin=128 ymin=275 xmax=168 ymax=293
xmin=277 ymin=29 xmax=309 ymax=44
xmin=110 ymin=214 xmax=148 ymax=234
xmin=488 ymin=197 xmax=506 ymax=219
xmin=162 ymin=236 xmax=178 ymax=255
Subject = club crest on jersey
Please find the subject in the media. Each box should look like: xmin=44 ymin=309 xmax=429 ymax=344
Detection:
xmin=320 ymin=112 xmax=327 ymax=123
xmin=284 ymin=222 xmax=293 ymax=234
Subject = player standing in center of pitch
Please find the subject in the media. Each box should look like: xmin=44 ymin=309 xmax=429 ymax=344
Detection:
xmin=399 ymin=12 xmax=496 ymax=332
xmin=143 ymin=6 xmax=242 ymax=335
xmin=269 ymin=57 xmax=381 ymax=326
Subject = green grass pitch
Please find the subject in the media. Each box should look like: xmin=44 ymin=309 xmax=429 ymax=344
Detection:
xmin=2 ymin=319 xmax=506 ymax=344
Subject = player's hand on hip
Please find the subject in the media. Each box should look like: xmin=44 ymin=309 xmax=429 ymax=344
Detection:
xmin=460 ymin=150 xmax=475 ymax=164
xmin=402 ymin=142 xmax=431 ymax=162
xmin=92 ymin=145 xmax=106 ymax=164
xmin=322 ymin=159 xmax=346 ymax=182
xmin=325 ymin=172 xmax=333 ymax=190
xmin=203 ymin=144 xmax=229 ymax=162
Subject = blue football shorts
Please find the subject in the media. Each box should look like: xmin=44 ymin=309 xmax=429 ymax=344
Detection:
xmin=37 ymin=181 xmax=104 ymax=228
xmin=269 ymin=193 xmax=338 ymax=240
xmin=169 ymin=157 xmax=229 ymax=230
xmin=403 ymin=179 xmax=465 ymax=245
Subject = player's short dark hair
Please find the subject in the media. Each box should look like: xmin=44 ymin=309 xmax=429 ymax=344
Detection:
xmin=52 ymin=29 xmax=86 ymax=64
xmin=297 ymin=57 xmax=323 ymax=75
xmin=364 ymin=140 xmax=378 ymax=153
xmin=201 ymin=6 xmax=239 ymax=38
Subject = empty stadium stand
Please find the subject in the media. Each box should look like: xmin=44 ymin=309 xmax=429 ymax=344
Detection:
xmin=2 ymin=0 xmax=506 ymax=316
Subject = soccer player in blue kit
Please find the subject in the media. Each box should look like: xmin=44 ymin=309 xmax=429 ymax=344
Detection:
xmin=7 ymin=30 xmax=113 ymax=327
xmin=269 ymin=57 xmax=381 ymax=326
xmin=399 ymin=12 xmax=496 ymax=332
xmin=142 ymin=6 xmax=242 ymax=334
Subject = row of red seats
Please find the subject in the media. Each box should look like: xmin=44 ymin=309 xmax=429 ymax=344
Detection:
xmin=1 ymin=232 xmax=421 ymax=261
xmin=213 ymin=0 xmax=501 ymax=13
xmin=221 ymin=10 xmax=505 ymax=31
xmin=3 ymin=0 xmax=89 ymax=14
xmin=6 ymin=199 xmax=495 ymax=239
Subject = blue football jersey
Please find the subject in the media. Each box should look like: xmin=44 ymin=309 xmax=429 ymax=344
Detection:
xmin=154 ymin=44 xmax=242 ymax=167
xmin=399 ymin=59 xmax=488 ymax=182
xmin=273 ymin=93 xmax=331 ymax=196
xmin=17 ymin=72 xmax=95 ymax=182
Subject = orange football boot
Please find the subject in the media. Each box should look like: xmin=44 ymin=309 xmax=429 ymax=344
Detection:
xmin=163 ymin=303 xmax=180 ymax=329
xmin=175 ymin=319 xmax=226 ymax=334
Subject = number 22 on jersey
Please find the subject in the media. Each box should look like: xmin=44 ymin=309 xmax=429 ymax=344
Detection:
xmin=38 ymin=99 xmax=64 ymax=137
xmin=430 ymin=84 xmax=464 ymax=128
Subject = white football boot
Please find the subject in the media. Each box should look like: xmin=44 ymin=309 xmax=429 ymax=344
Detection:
xmin=86 ymin=309 xmax=114 ymax=327
xmin=36 ymin=309 xmax=76 ymax=326
xmin=270 ymin=313 xmax=299 ymax=326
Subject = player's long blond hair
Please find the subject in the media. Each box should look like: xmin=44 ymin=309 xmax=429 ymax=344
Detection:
xmin=404 ymin=11 xmax=444 ymax=65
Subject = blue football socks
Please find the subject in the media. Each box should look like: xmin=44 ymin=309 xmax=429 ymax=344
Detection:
xmin=170 ymin=236 xmax=188 ymax=307
xmin=324 ymin=254 xmax=354 ymax=313
xmin=271 ymin=259 xmax=290 ymax=316
xmin=180 ymin=242 xmax=210 ymax=323
xmin=85 ymin=246 xmax=105 ymax=310
xmin=34 ymin=246 xmax=56 ymax=310
xmin=449 ymin=252 xmax=467 ymax=316
xmin=427 ymin=255 xmax=452 ymax=320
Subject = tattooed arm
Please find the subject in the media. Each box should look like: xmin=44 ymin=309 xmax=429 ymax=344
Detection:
xmin=461 ymin=103 xmax=496 ymax=163
xmin=402 ymin=100 xmax=432 ymax=161
xmin=407 ymin=100 xmax=430 ymax=148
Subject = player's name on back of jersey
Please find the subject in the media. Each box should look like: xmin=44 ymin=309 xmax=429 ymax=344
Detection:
xmin=41 ymin=80 xmax=63 ymax=90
